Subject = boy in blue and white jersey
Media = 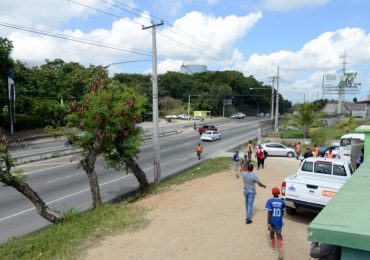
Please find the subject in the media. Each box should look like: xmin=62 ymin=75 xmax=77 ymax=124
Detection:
xmin=265 ymin=187 xmax=286 ymax=256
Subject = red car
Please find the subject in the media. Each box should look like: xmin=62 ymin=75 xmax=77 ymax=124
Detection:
xmin=198 ymin=125 xmax=217 ymax=135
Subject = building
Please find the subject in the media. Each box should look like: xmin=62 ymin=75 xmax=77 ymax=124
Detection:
xmin=320 ymin=100 xmax=367 ymax=118
xmin=180 ymin=64 xmax=207 ymax=74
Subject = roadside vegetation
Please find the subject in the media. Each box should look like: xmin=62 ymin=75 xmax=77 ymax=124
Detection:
xmin=0 ymin=157 xmax=232 ymax=260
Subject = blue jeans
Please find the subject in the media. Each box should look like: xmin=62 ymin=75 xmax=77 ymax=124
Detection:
xmin=244 ymin=189 xmax=256 ymax=221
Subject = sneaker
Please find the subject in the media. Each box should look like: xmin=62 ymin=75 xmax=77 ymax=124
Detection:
xmin=278 ymin=248 xmax=284 ymax=260
xmin=246 ymin=220 xmax=253 ymax=224
xmin=236 ymin=175 xmax=239 ymax=178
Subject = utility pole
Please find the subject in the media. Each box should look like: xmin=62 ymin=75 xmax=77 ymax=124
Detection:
xmin=270 ymin=77 xmax=275 ymax=121
xmin=274 ymin=66 xmax=280 ymax=132
xmin=223 ymin=97 xmax=225 ymax=118
xmin=8 ymin=69 xmax=15 ymax=134
xmin=338 ymin=50 xmax=348 ymax=114
xmin=143 ymin=21 xmax=164 ymax=183
xmin=187 ymin=94 xmax=191 ymax=117
xmin=303 ymin=93 xmax=306 ymax=103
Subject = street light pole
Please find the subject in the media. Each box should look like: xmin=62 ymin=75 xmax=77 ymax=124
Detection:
xmin=223 ymin=97 xmax=225 ymax=118
xmin=143 ymin=21 xmax=164 ymax=183
xmin=270 ymin=78 xmax=275 ymax=121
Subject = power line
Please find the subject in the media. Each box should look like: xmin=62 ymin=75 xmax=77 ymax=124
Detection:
xmin=0 ymin=21 xmax=152 ymax=57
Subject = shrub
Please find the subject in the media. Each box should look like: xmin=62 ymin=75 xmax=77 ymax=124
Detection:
xmin=309 ymin=128 xmax=327 ymax=146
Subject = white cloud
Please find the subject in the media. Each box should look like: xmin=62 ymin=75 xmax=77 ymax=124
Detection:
xmin=262 ymin=0 xmax=330 ymax=11
xmin=236 ymin=27 xmax=370 ymax=101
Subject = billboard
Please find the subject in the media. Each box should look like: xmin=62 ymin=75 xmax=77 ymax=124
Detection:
xmin=322 ymin=72 xmax=360 ymax=94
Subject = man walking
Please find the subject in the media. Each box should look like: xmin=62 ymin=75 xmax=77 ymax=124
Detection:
xmin=241 ymin=164 xmax=266 ymax=224
xmin=295 ymin=142 xmax=301 ymax=160
xmin=196 ymin=143 xmax=203 ymax=160
xmin=247 ymin=141 xmax=254 ymax=162
xmin=233 ymin=150 xmax=239 ymax=178
xmin=255 ymin=145 xmax=266 ymax=170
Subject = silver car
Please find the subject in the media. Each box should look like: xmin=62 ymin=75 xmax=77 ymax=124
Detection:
xmin=262 ymin=143 xmax=296 ymax=157
xmin=201 ymin=131 xmax=221 ymax=141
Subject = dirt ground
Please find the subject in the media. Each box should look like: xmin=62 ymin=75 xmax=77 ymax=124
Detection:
xmin=82 ymin=157 xmax=316 ymax=260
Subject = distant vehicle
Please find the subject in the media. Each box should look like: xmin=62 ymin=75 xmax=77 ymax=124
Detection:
xmin=230 ymin=113 xmax=245 ymax=119
xmin=178 ymin=114 xmax=191 ymax=120
xmin=261 ymin=143 xmax=296 ymax=157
xmin=198 ymin=125 xmax=217 ymax=135
xmin=165 ymin=115 xmax=179 ymax=119
xmin=282 ymin=157 xmax=355 ymax=215
xmin=201 ymin=131 xmax=221 ymax=141
xmin=64 ymin=132 xmax=86 ymax=147
xmin=265 ymin=113 xmax=270 ymax=117
xmin=338 ymin=133 xmax=365 ymax=162
xmin=318 ymin=145 xmax=339 ymax=157
xmin=256 ymin=113 xmax=264 ymax=117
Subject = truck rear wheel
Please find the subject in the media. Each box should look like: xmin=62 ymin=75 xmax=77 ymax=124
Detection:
xmin=286 ymin=207 xmax=297 ymax=215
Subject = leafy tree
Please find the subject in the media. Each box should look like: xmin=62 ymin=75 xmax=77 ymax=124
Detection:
xmin=30 ymin=99 xmax=67 ymax=127
xmin=284 ymin=103 xmax=324 ymax=138
xmin=0 ymin=38 xmax=14 ymax=106
xmin=336 ymin=116 xmax=359 ymax=134
xmin=66 ymin=72 xmax=149 ymax=208
xmin=0 ymin=128 xmax=64 ymax=222
xmin=159 ymin=96 xmax=183 ymax=115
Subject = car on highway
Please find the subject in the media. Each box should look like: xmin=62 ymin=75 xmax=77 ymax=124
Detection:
xmin=198 ymin=124 xmax=217 ymax=135
xmin=230 ymin=113 xmax=246 ymax=119
xmin=178 ymin=114 xmax=192 ymax=120
xmin=201 ymin=131 xmax=221 ymax=141
xmin=318 ymin=145 xmax=339 ymax=157
xmin=261 ymin=143 xmax=296 ymax=157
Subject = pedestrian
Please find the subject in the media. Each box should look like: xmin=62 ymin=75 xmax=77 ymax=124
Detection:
xmin=265 ymin=187 xmax=285 ymax=259
xmin=356 ymin=147 xmax=364 ymax=169
xmin=241 ymin=164 xmax=266 ymax=224
xmin=196 ymin=143 xmax=203 ymax=160
xmin=233 ymin=150 xmax=240 ymax=178
xmin=247 ymin=140 xmax=254 ymax=162
xmin=313 ymin=144 xmax=319 ymax=157
xmin=304 ymin=147 xmax=313 ymax=158
xmin=255 ymin=144 xmax=266 ymax=170
xmin=310 ymin=242 xmax=341 ymax=260
xmin=325 ymin=149 xmax=335 ymax=158
xmin=241 ymin=152 xmax=250 ymax=171
xmin=193 ymin=122 xmax=197 ymax=131
xmin=295 ymin=142 xmax=301 ymax=160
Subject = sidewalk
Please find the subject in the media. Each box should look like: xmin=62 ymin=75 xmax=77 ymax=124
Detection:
xmin=82 ymin=157 xmax=315 ymax=260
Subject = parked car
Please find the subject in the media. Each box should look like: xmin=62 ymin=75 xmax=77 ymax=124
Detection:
xmin=198 ymin=125 xmax=217 ymax=135
xmin=256 ymin=113 xmax=264 ymax=117
xmin=282 ymin=157 xmax=355 ymax=215
xmin=230 ymin=113 xmax=246 ymax=119
xmin=201 ymin=131 xmax=221 ymax=141
xmin=178 ymin=114 xmax=191 ymax=120
xmin=318 ymin=145 xmax=339 ymax=157
xmin=193 ymin=116 xmax=204 ymax=121
xmin=261 ymin=143 xmax=296 ymax=157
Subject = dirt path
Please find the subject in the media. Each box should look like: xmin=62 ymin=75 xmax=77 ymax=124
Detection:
xmin=82 ymin=157 xmax=315 ymax=260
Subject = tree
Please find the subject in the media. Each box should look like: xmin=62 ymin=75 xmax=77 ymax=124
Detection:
xmin=0 ymin=128 xmax=64 ymax=223
xmin=285 ymin=103 xmax=324 ymax=138
xmin=66 ymin=72 xmax=149 ymax=208
xmin=336 ymin=116 xmax=359 ymax=134
xmin=0 ymin=38 xmax=14 ymax=108
xmin=159 ymin=97 xmax=183 ymax=115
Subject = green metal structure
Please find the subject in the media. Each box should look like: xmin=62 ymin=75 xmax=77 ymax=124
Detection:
xmin=308 ymin=125 xmax=370 ymax=259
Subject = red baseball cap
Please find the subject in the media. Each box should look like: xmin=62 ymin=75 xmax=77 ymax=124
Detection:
xmin=272 ymin=187 xmax=280 ymax=195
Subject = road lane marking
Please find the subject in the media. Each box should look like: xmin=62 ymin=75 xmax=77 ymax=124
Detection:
xmin=21 ymin=162 xmax=79 ymax=175
xmin=0 ymin=175 xmax=132 ymax=222
xmin=11 ymin=146 xmax=66 ymax=156
xmin=18 ymin=162 xmax=75 ymax=168
xmin=47 ymin=172 xmax=84 ymax=183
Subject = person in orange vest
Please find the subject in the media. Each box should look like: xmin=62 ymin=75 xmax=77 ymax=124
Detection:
xmin=196 ymin=143 xmax=203 ymax=160
xmin=247 ymin=141 xmax=254 ymax=162
xmin=313 ymin=144 xmax=319 ymax=157
xmin=325 ymin=148 xmax=335 ymax=158
xmin=295 ymin=142 xmax=301 ymax=160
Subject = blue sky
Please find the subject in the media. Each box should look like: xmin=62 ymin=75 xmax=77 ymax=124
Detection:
xmin=0 ymin=0 xmax=370 ymax=102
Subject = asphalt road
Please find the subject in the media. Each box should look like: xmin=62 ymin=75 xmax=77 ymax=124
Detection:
xmin=0 ymin=118 xmax=272 ymax=244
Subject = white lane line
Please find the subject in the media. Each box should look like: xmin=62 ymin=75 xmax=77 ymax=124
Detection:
xmin=47 ymin=172 xmax=84 ymax=183
xmin=23 ymin=162 xmax=79 ymax=175
xmin=0 ymin=175 xmax=132 ymax=222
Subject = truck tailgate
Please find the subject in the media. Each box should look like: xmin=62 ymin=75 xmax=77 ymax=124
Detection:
xmin=285 ymin=174 xmax=346 ymax=207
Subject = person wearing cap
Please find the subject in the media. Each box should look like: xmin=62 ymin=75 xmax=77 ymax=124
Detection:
xmin=265 ymin=187 xmax=286 ymax=258
xmin=233 ymin=150 xmax=240 ymax=178
xmin=241 ymin=164 xmax=266 ymax=224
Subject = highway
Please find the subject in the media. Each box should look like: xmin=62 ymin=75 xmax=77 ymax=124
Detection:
xmin=0 ymin=118 xmax=272 ymax=244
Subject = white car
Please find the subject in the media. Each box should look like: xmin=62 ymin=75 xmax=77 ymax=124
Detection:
xmin=201 ymin=131 xmax=221 ymax=141
xmin=261 ymin=143 xmax=296 ymax=157
xmin=282 ymin=157 xmax=355 ymax=215
xmin=178 ymin=114 xmax=191 ymax=120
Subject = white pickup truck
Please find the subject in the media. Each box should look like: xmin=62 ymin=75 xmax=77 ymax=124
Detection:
xmin=281 ymin=157 xmax=355 ymax=215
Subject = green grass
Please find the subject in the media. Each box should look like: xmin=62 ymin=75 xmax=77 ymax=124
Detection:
xmin=281 ymin=129 xmax=304 ymax=138
xmin=0 ymin=157 xmax=233 ymax=260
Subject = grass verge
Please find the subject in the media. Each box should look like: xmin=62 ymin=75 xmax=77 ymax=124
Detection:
xmin=0 ymin=157 xmax=232 ymax=260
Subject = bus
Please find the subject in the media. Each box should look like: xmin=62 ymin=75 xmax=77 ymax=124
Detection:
xmin=338 ymin=133 xmax=365 ymax=163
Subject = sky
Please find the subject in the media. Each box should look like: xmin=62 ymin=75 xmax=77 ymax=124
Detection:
xmin=0 ymin=0 xmax=370 ymax=103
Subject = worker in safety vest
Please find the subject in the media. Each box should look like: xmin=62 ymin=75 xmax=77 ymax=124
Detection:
xmin=196 ymin=143 xmax=203 ymax=160
xmin=325 ymin=149 xmax=335 ymax=158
